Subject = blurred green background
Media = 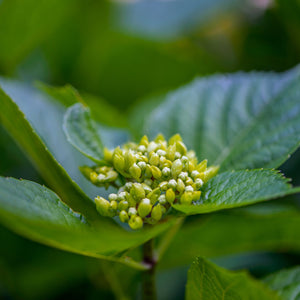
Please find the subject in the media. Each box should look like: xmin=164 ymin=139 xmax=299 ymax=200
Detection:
xmin=1 ymin=0 xmax=300 ymax=299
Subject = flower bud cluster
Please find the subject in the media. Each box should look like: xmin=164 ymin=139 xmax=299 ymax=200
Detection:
xmin=91 ymin=134 xmax=218 ymax=230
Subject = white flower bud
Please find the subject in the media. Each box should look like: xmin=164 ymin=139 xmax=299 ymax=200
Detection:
xmin=128 ymin=207 xmax=137 ymax=216
xmin=178 ymin=172 xmax=188 ymax=181
xmin=156 ymin=149 xmax=166 ymax=156
xmin=158 ymin=194 xmax=167 ymax=205
xmin=168 ymin=179 xmax=177 ymax=189
xmin=185 ymin=185 xmax=194 ymax=192
xmin=162 ymin=167 xmax=171 ymax=177
xmin=137 ymin=161 xmax=147 ymax=170
xmin=191 ymin=170 xmax=200 ymax=178
xmin=138 ymin=145 xmax=146 ymax=153
xmin=108 ymin=193 xmax=118 ymax=201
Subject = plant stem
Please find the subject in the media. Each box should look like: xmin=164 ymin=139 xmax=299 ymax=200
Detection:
xmin=156 ymin=217 xmax=185 ymax=262
xmin=142 ymin=239 xmax=157 ymax=300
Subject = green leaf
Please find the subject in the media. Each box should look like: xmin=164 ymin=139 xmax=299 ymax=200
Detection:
xmin=0 ymin=177 xmax=174 ymax=261
xmin=143 ymin=66 xmax=300 ymax=171
xmin=264 ymin=266 xmax=300 ymax=300
xmin=63 ymin=103 xmax=104 ymax=163
xmin=160 ymin=208 xmax=300 ymax=269
xmin=173 ymin=169 xmax=300 ymax=215
xmin=186 ymin=257 xmax=279 ymax=300
xmin=0 ymin=86 xmax=100 ymax=222
xmin=0 ymin=78 xmax=128 ymax=200
xmin=37 ymin=82 xmax=128 ymax=128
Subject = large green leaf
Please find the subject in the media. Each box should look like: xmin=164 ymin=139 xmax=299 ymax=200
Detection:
xmin=142 ymin=66 xmax=300 ymax=171
xmin=264 ymin=266 xmax=300 ymax=300
xmin=161 ymin=208 xmax=300 ymax=269
xmin=0 ymin=78 xmax=128 ymax=200
xmin=0 ymin=86 xmax=100 ymax=222
xmin=63 ymin=103 xmax=104 ymax=163
xmin=173 ymin=169 xmax=300 ymax=215
xmin=186 ymin=257 xmax=279 ymax=300
xmin=0 ymin=177 xmax=174 ymax=261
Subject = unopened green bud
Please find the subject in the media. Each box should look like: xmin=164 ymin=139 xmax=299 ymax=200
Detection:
xmin=197 ymin=159 xmax=207 ymax=172
xmin=159 ymin=181 xmax=168 ymax=191
xmin=130 ymin=183 xmax=146 ymax=200
xmin=203 ymin=166 xmax=219 ymax=182
xmin=149 ymin=152 xmax=160 ymax=166
xmin=180 ymin=192 xmax=194 ymax=205
xmin=104 ymin=147 xmax=113 ymax=163
xmin=158 ymin=194 xmax=167 ymax=205
xmin=162 ymin=167 xmax=171 ymax=177
xmin=129 ymin=163 xmax=141 ymax=180
xmin=129 ymin=216 xmax=143 ymax=230
xmin=192 ymin=191 xmax=201 ymax=201
xmin=154 ymin=133 xmax=165 ymax=143
xmin=151 ymin=166 xmax=162 ymax=179
xmin=108 ymin=193 xmax=118 ymax=201
xmin=175 ymin=152 xmax=182 ymax=159
xmin=141 ymin=183 xmax=152 ymax=194
xmin=108 ymin=170 xmax=119 ymax=181
xmin=144 ymin=165 xmax=153 ymax=178
xmin=113 ymin=148 xmax=125 ymax=172
xmin=137 ymin=145 xmax=147 ymax=153
xmin=95 ymin=196 xmax=110 ymax=216
xmin=171 ymin=159 xmax=183 ymax=178
xmin=110 ymin=200 xmax=118 ymax=210
xmin=139 ymin=135 xmax=149 ymax=146
xmin=166 ymin=143 xmax=176 ymax=161
xmin=137 ymin=161 xmax=147 ymax=170
xmin=178 ymin=172 xmax=188 ymax=181
xmin=148 ymin=187 xmax=161 ymax=204
xmin=177 ymin=178 xmax=185 ymax=193
xmin=168 ymin=179 xmax=177 ymax=189
xmin=119 ymin=210 xmax=129 ymax=223
xmin=138 ymin=198 xmax=152 ymax=218
xmin=194 ymin=178 xmax=203 ymax=190
xmin=191 ymin=170 xmax=200 ymax=178
xmin=188 ymin=161 xmax=196 ymax=173
xmin=90 ymin=171 xmax=98 ymax=183
xmin=185 ymin=185 xmax=194 ymax=193
xmin=176 ymin=141 xmax=187 ymax=155
xmin=118 ymin=200 xmax=129 ymax=211
xmin=185 ymin=177 xmax=194 ymax=186
xmin=169 ymin=134 xmax=182 ymax=145
xmin=151 ymin=204 xmax=163 ymax=221
xmin=117 ymin=191 xmax=127 ymax=201
xmin=125 ymin=150 xmax=137 ymax=169
xmin=156 ymin=149 xmax=167 ymax=156
xmin=148 ymin=141 xmax=159 ymax=153
xmin=128 ymin=207 xmax=137 ymax=216
xmin=166 ymin=188 xmax=176 ymax=204
xmin=126 ymin=194 xmax=136 ymax=207
xmin=124 ymin=182 xmax=133 ymax=191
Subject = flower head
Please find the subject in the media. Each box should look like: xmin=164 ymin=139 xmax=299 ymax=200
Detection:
xmin=83 ymin=134 xmax=218 ymax=230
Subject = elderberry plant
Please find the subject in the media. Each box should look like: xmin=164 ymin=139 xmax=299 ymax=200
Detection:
xmin=1 ymin=66 xmax=300 ymax=299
